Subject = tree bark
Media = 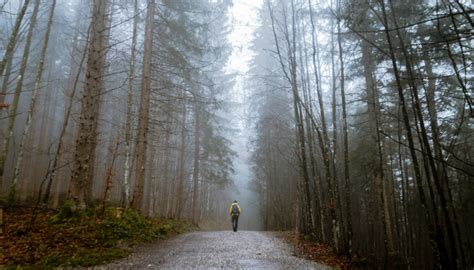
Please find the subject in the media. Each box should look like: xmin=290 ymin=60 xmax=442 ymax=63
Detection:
xmin=336 ymin=6 xmax=352 ymax=254
xmin=69 ymin=0 xmax=109 ymax=208
xmin=123 ymin=0 xmax=139 ymax=208
xmin=44 ymin=23 xmax=90 ymax=206
xmin=191 ymin=105 xmax=201 ymax=225
xmin=2 ymin=0 xmax=40 ymax=203
xmin=0 ymin=0 xmax=31 ymax=78
xmin=175 ymin=93 xmax=187 ymax=219
xmin=360 ymin=32 xmax=394 ymax=260
xmin=11 ymin=0 xmax=56 ymax=201
xmin=131 ymin=0 xmax=155 ymax=211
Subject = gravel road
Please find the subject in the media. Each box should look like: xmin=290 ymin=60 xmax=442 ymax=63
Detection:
xmin=99 ymin=231 xmax=330 ymax=269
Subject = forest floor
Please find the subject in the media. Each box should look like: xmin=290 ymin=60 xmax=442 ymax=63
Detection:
xmin=287 ymin=232 xmax=351 ymax=269
xmin=0 ymin=205 xmax=190 ymax=268
xmin=101 ymin=231 xmax=330 ymax=269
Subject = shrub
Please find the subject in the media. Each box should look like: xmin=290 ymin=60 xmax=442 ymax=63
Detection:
xmin=49 ymin=200 xmax=81 ymax=224
xmin=98 ymin=207 xmax=159 ymax=242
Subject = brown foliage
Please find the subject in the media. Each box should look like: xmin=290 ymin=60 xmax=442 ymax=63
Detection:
xmin=0 ymin=207 xmax=124 ymax=267
xmin=288 ymin=232 xmax=351 ymax=269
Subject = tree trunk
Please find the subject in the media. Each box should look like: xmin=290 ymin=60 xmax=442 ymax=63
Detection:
xmin=191 ymin=105 xmax=201 ymax=225
xmin=330 ymin=11 xmax=345 ymax=252
xmin=160 ymin=115 xmax=172 ymax=216
xmin=337 ymin=9 xmax=352 ymax=254
xmin=2 ymin=0 xmax=40 ymax=204
xmin=43 ymin=24 xmax=90 ymax=206
xmin=422 ymin=43 xmax=467 ymax=268
xmin=123 ymin=0 xmax=139 ymax=208
xmin=69 ymin=0 xmax=109 ymax=208
xmin=0 ymin=0 xmax=31 ymax=77
xmin=101 ymin=131 xmax=120 ymax=214
xmin=11 ymin=0 xmax=56 ymax=201
xmin=0 ymin=43 xmax=14 ymax=107
xmin=131 ymin=0 xmax=155 ymax=211
xmin=300 ymin=12 xmax=325 ymax=242
xmin=175 ymin=93 xmax=187 ymax=219
xmin=360 ymin=33 xmax=394 ymax=261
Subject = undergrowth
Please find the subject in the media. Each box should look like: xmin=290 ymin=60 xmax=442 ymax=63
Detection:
xmin=0 ymin=203 xmax=190 ymax=268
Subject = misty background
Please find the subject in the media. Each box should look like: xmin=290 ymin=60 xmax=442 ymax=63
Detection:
xmin=0 ymin=0 xmax=473 ymax=268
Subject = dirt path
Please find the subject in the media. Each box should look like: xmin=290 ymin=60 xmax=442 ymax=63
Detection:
xmin=100 ymin=231 xmax=329 ymax=269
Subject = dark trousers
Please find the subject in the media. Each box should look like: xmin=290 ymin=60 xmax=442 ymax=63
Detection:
xmin=231 ymin=215 xmax=239 ymax=232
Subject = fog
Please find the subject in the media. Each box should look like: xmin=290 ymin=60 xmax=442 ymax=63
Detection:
xmin=220 ymin=0 xmax=263 ymax=230
xmin=1 ymin=0 xmax=473 ymax=267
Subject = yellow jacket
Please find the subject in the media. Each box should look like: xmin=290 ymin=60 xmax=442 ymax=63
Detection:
xmin=229 ymin=202 xmax=241 ymax=215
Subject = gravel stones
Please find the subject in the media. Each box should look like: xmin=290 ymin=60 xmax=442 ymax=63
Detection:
xmin=100 ymin=231 xmax=330 ymax=269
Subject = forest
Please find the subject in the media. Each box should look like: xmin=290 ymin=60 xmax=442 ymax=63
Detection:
xmin=0 ymin=0 xmax=473 ymax=269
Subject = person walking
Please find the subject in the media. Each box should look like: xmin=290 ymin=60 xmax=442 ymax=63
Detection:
xmin=229 ymin=200 xmax=241 ymax=232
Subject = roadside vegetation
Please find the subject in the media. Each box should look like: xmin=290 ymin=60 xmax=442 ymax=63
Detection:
xmin=0 ymin=203 xmax=190 ymax=268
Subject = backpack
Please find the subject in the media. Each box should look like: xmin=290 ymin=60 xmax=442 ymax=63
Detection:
xmin=231 ymin=204 xmax=239 ymax=216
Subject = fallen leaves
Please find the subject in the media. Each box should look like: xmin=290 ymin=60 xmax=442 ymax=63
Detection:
xmin=0 ymin=208 xmax=109 ymax=266
xmin=0 ymin=206 xmax=190 ymax=268
xmin=287 ymin=232 xmax=351 ymax=269
xmin=0 ymin=207 xmax=93 ymax=266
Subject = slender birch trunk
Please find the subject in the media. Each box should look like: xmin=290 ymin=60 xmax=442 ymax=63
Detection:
xmin=10 ymin=0 xmax=56 ymax=201
xmin=0 ymin=0 xmax=31 ymax=77
xmin=123 ymin=0 xmax=139 ymax=208
xmin=0 ymin=47 xmax=14 ymax=105
xmin=2 ymin=0 xmax=40 ymax=203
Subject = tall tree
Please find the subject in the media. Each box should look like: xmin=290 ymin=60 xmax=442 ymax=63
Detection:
xmin=69 ymin=0 xmax=109 ymax=208
xmin=10 ymin=0 xmax=57 ymax=201
xmin=131 ymin=0 xmax=155 ymax=210
xmin=1 ymin=0 xmax=40 ymax=202
xmin=191 ymin=103 xmax=201 ymax=225
xmin=123 ymin=0 xmax=139 ymax=208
